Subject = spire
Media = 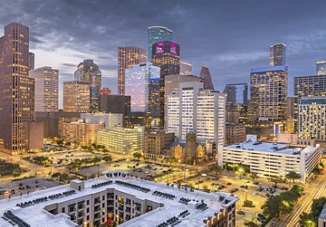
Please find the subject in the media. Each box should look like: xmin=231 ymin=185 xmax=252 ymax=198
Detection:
xmin=199 ymin=66 xmax=214 ymax=90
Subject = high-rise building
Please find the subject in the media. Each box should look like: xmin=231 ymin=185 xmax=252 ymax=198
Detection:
xmin=199 ymin=66 xmax=215 ymax=90
xmin=226 ymin=124 xmax=246 ymax=145
xmin=125 ymin=63 xmax=160 ymax=114
xmin=316 ymin=60 xmax=326 ymax=75
xmin=63 ymin=81 xmax=90 ymax=113
xmin=98 ymin=94 xmax=131 ymax=126
xmin=293 ymin=74 xmax=326 ymax=131
xmin=180 ymin=61 xmax=192 ymax=75
xmin=166 ymin=81 xmax=226 ymax=146
xmin=118 ymin=47 xmax=146 ymax=95
xmin=29 ymin=66 xmax=59 ymax=112
xmin=152 ymin=41 xmax=180 ymax=126
xmin=28 ymin=52 xmax=35 ymax=71
xmin=0 ymin=22 xmax=35 ymax=154
xmin=250 ymin=65 xmax=288 ymax=122
xmin=74 ymin=59 xmax=102 ymax=112
xmin=298 ymin=97 xmax=326 ymax=142
xmin=269 ymin=43 xmax=286 ymax=66
xmin=147 ymin=26 xmax=172 ymax=62
xmin=223 ymin=83 xmax=248 ymax=105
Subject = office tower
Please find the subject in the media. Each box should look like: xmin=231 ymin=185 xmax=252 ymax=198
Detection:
xmin=152 ymin=41 xmax=180 ymax=126
xmin=148 ymin=26 xmax=172 ymax=62
xmin=118 ymin=47 xmax=147 ymax=95
xmin=223 ymin=83 xmax=248 ymax=105
xmin=270 ymin=43 xmax=286 ymax=66
xmin=196 ymin=90 xmax=226 ymax=147
xmin=80 ymin=113 xmax=123 ymax=129
xmin=0 ymin=22 xmax=35 ymax=154
xmin=316 ymin=60 xmax=326 ymax=75
xmin=74 ymin=59 xmax=102 ymax=112
xmin=144 ymin=130 xmax=175 ymax=156
xmin=250 ymin=65 xmax=288 ymax=122
xmin=293 ymin=75 xmax=326 ymax=131
xmin=98 ymin=94 xmax=131 ymax=126
xmin=28 ymin=52 xmax=35 ymax=71
xmin=125 ymin=63 xmax=160 ymax=114
xmin=29 ymin=66 xmax=59 ymax=112
xmin=63 ymin=81 xmax=90 ymax=113
xmin=180 ymin=61 xmax=192 ymax=75
xmin=199 ymin=66 xmax=214 ymax=90
xmin=226 ymin=124 xmax=246 ymax=145
xmin=298 ymin=97 xmax=326 ymax=142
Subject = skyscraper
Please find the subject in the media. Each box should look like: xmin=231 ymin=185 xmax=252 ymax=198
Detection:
xmin=74 ymin=59 xmax=102 ymax=112
xmin=28 ymin=52 xmax=35 ymax=71
xmin=152 ymin=41 xmax=180 ymax=126
xmin=199 ymin=66 xmax=215 ymax=90
xmin=29 ymin=66 xmax=59 ymax=112
xmin=118 ymin=47 xmax=146 ymax=95
xmin=0 ymin=22 xmax=35 ymax=154
xmin=316 ymin=60 xmax=326 ymax=75
xmin=250 ymin=65 xmax=288 ymax=122
xmin=147 ymin=26 xmax=172 ymax=62
xmin=269 ymin=43 xmax=286 ymax=66
xmin=223 ymin=83 xmax=248 ymax=105
xmin=125 ymin=63 xmax=160 ymax=113
xmin=180 ymin=61 xmax=192 ymax=75
xmin=63 ymin=81 xmax=90 ymax=113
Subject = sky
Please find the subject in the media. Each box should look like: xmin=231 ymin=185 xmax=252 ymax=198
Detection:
xmin=0 ymin=0 xmax=326 ymax=108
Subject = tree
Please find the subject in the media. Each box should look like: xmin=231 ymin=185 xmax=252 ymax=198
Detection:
xmin=12 ymin=172 xmax=21 ymax=179
xmin=91 ymin=156 xmax=102 ymax=165
xmin=133 ymin=152 xmax=142 ymax=160
xmin=102 ymin=155 xmax=112 ymax=163
xmin=269 ymin=176 xmax=284 ymax=188
xmin=285 ymin=171 xmax=301 ymax=186
xmin=249 ymin=173 xmax=259 ymax=182
xmin=299 ymin=197 xmax=326 ymax=226
xmin=57 ymin=139 xmax=64 ymax=146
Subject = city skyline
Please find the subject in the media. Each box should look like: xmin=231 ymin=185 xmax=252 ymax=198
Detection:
xmin=1 ymin=1 xmax=326 ymax=108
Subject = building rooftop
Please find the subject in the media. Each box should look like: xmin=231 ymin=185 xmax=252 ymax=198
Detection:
xmin=225 ymin=140 xmax=319 ymax=156
xmin=0 ymin=171 xmax=237 ymax=227
xmin=250 ymin=65 xmax=288 ymax=73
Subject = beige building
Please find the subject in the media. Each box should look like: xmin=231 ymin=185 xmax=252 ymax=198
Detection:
xmin=226 ymin=124 xmax=246 ymax=145
xmin=63 ymin=81 xmax=90 ymax=112
xmin=144 ymin=130 xmax=175 ymax=155
xmin=96 ymin=126 xmax=144 ymax=153
xmin=62 ymin=120 xmax=104 ymax=146
xmin=30 ymin=66 xmax=59 ymax=112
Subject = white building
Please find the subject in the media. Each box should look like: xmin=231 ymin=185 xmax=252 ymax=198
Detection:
xmin=80 ymin=113 xmax=123 ymax=129
xmin=29 ymin=66 xmax=59 ymax=112
xmin=298 ymin=96 xmax=326 ymax=142
xmin=96 ymin=126 xmax=144 ymax=153
xmin=0 ymin=171 xmax=238 ymax=227
xmin=166 ymin=81 xmax=226 ymax=147
xmin=180 ymin=61 xmax=192 ymax=75
xmin=219 ymin=140 xmax=321 ymax=183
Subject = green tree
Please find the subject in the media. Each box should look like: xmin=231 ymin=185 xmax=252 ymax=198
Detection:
xmin=133 ymin=152 xmax=142 ymax=160
xmin=102 ymin=155 xmax=112 ymax=163
xmin=12 ymin=171 xmax=21 ymax=179
xmin=299 ymin=197 xmax=326 ymax=227
xmin=269 ymin=176 xmax=284 ymax=188
xmin=91 ymin=156 xmax=102 ymax=165
xmin=249 ymin=172 xmax=259 ymax=182
xmin=285 ymin=171 xmax=301 ymax=186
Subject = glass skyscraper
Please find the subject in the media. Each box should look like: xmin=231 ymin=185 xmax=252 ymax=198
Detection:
xmin=125 ymin=63 xmax=160 ymax=114
xmin=223 ymin=83 xmax=248 ymax=105
xmin=148 ymin=26 xmax=172 ymax=62
xmin=269 ymin=43 xmax=286 ymax=66
xmin=74 ymin=59 xmax=102 ymax=112
xmin=316 ymin=60 xmax=326 ymax=75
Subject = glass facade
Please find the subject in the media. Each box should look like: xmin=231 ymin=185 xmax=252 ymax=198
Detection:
xmin=223 ymin=83 xmax=248 ymax=105
xmin=125 ymin=63 xmax=160 ymax=113
xmin=269 ymin=43 xmax=286 ymax=66
xmin=148 ymin=26 xmax=172 ymax=62
xmin=316 ymin=60 xmax=326 ymax=75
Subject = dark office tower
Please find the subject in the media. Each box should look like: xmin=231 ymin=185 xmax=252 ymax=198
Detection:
xmin=0 ymin=22 xmax=35 ymax=155
xmin=199 ymin=66 xmax=215 ymax=90
xmin=316 ymin=60 xmax=326 ymax=75
xmin=148 ymin=26 xmax=172 ymax=62
xmin=74 ymin=59 xmax=102 ymax=112
xmin=28 ymin=52 xmax=35 ymax=71
xmin=98 ymin=94 xmax=131 ymax=126
xmin=250 ymin=65 xmax=288 ymax=122
xmin=118 ymin=47 xmax=147 ymax=95
xmin=293 ymin=75 xmax=326 ymax=131
xmin=269 ymin=43 xmax=286 ymax=66
xmin=223 ymin=83 xmax=248 ymax=105
xmin=152 ymin=41 xmax=180 ymax=127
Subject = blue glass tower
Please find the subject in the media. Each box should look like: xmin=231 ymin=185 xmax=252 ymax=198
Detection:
xmin=148 ymin=26 xmax=172 ymax=62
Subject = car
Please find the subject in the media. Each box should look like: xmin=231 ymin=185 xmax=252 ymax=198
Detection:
xmin=280 ymin=187 xmax=289 ymax=191
xmin=227 ymin=182 xmax=232 ymax=186
xmin=240 ymin=185 xmax=248 ymax=189
xmin=257 ymin=214 xmax=266 ymax=223
xmin=253 ymin=181 xmax=260 ymax=185
xmin=198 ymin=180 xmax=204 ymax=184
xmin=237 ymin=210 xmax=245 ymax=215
xmin=211 ymin=183 xmax=216 ymax=186
xmin=265 ymin=193 xmax=270 ymax=197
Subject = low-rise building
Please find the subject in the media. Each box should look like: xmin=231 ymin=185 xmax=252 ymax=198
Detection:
xmin=226 ymin=124 xmax=246 ymax=145
xmin=0 ymin=171 xmax=238 ymax=227
xmin=96 ymin=126 xmax=144 ymax=153
xmin=80 ymin=113 xmax=123 ymax=129
xmin=144 ymin=130 xmax=175 ymax=156
xmin=219 ymin=140 xmax=321 ymax=182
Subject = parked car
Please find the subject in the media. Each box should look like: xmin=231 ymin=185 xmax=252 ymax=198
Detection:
xmin=227 ymin=182 xmax=232 ymax=186
xmin=253 ymin=181 xmax=260 ymax=185
xmin=237 ymin=210 xmax=245 ymax=215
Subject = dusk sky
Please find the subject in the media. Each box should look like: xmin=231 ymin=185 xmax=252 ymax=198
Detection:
xmin=1 ymin=0 xmax=325 ymax=107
